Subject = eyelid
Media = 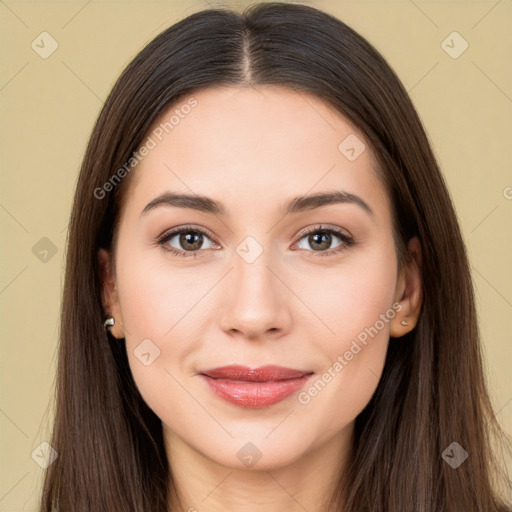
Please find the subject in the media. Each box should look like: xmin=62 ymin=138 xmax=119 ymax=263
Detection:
xmin=292 ymin=224 xmax=354 ymax=256
xmin=157 ymin=224 xmax=218 ymax=244
xmin=294 ymin=223 xmax=352 ymax=241
xmin=156 ymin=224 xmax=220 ymax=257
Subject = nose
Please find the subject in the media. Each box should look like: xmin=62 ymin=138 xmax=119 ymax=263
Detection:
xmin=218 ymin=250 xmax=292 ymax=340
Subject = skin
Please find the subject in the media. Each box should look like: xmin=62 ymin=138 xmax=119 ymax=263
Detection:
xmin=99 ymin=86 xmax=422 ymax=511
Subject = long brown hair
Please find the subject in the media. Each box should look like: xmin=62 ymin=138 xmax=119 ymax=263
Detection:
xmin=39 ymin=2 xmax=511 ymax=511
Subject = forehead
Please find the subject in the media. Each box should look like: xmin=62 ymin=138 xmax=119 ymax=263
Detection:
xmin=121 ymin=85 xmax=388 ymax=220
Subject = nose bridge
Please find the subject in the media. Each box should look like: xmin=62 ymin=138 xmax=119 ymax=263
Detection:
xmin=219 ymin=242 xmax=290 ymax=337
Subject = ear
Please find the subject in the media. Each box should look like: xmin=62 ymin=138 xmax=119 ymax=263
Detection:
xmin=98 ymin=248 xmax=125 ymax=339
xmin=390 ymin=236 xmax=423 ymax=338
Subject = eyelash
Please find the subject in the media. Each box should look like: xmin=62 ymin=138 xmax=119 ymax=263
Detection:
xmin=156 ymin=224 xmax=355 ymax=259
xmin=157 ymin=225 xmax=218 ymax=259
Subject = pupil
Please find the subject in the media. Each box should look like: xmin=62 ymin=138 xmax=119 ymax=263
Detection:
xmin=181 ymin=232 xmax=202 ymax=250
xmin=311 ymin=232 xmax=331 ymax=250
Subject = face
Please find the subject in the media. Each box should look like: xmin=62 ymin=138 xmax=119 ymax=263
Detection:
xmin=99 ymin=85 xmax=418 ymax=471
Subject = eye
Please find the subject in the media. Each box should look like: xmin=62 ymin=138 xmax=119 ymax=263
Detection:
xmin=157 ymin=225 xmax=219 ymax=257
xmin=157 ymin=224 xmax=354 ymax=258
xmin=294 ymin=225 xmax=354 ymax=257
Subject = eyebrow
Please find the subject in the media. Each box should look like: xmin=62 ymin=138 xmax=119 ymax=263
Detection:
xmin=140 ymin=190 xmax=374 ymax=218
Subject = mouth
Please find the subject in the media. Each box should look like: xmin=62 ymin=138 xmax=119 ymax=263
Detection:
xmin=198 ymin=365 xmax=315 ymax=408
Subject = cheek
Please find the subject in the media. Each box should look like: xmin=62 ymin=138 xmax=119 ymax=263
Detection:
xmin=114 ymin=248 xmax=205 ymax=407
xmin=116 ymin=232 xmax=221 ymax=344
xmin=298 ymin=242 xmax=398 ymax=343
xmin=295 ymin=245 xmax=397 ymax=428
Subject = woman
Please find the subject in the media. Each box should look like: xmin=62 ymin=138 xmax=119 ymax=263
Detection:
xmin=39 ymin=2 xmax=511 ymax=511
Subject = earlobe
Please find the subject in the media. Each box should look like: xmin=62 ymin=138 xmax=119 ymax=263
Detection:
xmin=97 ymin=248 xmax=124 ymax=339
xmin=390 ymin=237 xmax=423 ymax=338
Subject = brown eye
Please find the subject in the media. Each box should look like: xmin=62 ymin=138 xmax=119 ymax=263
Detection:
xmin=158 ymin=226 xmax=217 ymax=256
xmin=306 ymin=232 xmax=335 ymax=251
xmin=178 ymin=231 xmax=204 ymax=251
xmin=296 ymin=228 xmax=351 ymax=253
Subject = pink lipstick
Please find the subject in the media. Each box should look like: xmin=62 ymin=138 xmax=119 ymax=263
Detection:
xmin=199 ymin=365 xmax=314 ymax=408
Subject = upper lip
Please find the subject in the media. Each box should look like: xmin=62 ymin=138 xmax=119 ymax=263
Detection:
xmin=200 ymin=365 xmax=314 ymax=382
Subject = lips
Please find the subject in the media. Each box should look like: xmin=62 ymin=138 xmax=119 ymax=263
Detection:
xmin=199 ymin=365 xmax=314 ymax=408
xmin=200 ymin=365 xmax=312 ymax=382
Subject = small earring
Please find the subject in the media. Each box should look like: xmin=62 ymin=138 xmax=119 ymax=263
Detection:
xmin=104 ymin=316 xmax=115 ymax=329
xmin=401 ymin=320 xmax=408 ymax=326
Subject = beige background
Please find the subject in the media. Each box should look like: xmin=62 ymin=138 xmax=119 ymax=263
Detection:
xmin=1 ymin=0 xmax=511 ymax=509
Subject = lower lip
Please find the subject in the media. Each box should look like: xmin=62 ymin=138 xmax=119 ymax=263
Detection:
xmin=200 ymin=374 xmax=314 ymax=408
